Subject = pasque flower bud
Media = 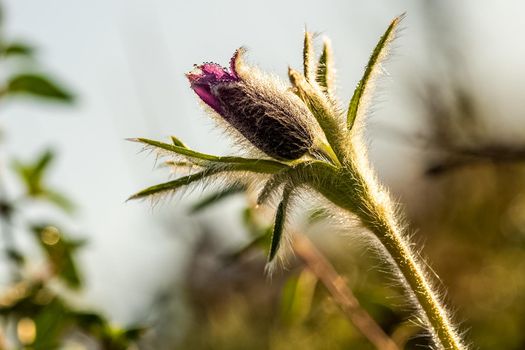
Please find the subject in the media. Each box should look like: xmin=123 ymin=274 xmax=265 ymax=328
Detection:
xmin=187 ymin=49 xmax=314 ymax=161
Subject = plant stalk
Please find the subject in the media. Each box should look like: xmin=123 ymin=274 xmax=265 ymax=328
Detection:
xmin=371 ymin=220 xmax=462 ymax=350
xmin=308 ymin=157 xmax=463 ymax=349
xmin=338 ymin=166 xmax=463 ymax=350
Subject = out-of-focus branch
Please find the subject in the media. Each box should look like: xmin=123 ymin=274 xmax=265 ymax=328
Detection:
xmin=292 ymin=233 xmax=399 ymax=350
xmin=426 ymin=144 xmax=525 ymax=176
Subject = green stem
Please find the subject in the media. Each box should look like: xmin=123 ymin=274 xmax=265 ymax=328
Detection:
xmin=349 ymin=173 xmax=463 ymax=350
xmin=310 ymin=164 xmax=464 ymax=349
xmin=371 ymin=218 xmax=462 ymax=350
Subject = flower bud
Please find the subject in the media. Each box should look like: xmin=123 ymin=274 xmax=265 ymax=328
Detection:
xmin=187 ymin=49 xmax=314 ymax=161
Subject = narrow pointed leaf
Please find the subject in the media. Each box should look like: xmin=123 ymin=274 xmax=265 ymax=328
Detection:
xmin=129 ymin=158 xmax=287 ymax=201
xmin=34 ymin=149 xmax=54 ymax=178
xmin=268 ymin=185 xmax=292 ymax=262
xmin=130 ymin=137 xmax=288 ymax=173
xmin=258 ymin=160 xmax=334 ymax=206
xmin=347 ymin=14 xmax=404 ymax=130
xmin=225 ymin=229 xmax=271 ymax=262
xmin=164 ymin=160 xmax=196 ymax=168
xmin=7 ymin=74 xmax=74 ymax=102
xmin=316 ymin=38 xmax=334 ymax=96
xmin=170 ymin=135 xmax=188 ymax=148
xmin=12 ymin=150 xmax=55 ymax=197
xmin=128 ymin=170 xmax=218 ymax=200
xmin=289 ymin=68 xmax=346 ymax=161
xmin=303 ymin=31 xmax=316 ymax=82
xmin=2 ymin=42 xmax=34 ymax=57
xmin=190 ymin=183 xmax=246 ymax=213
xmin=46 ymin=190 xmax=75 ymax=213
xmin=257 ymin=169 xmax=292 ymax=205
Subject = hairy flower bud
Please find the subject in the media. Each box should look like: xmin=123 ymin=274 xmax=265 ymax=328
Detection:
xmin=187 ymin=49 xmax=314 ymax=161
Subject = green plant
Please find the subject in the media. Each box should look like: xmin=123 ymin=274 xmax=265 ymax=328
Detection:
xmin=131 ymin=15 xmax=465 ymax=349
xmin=0 ymin=5 xmax=143 ymax=347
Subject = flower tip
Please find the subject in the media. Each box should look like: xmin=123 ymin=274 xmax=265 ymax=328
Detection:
xmin=186 ymin=62 xmax=236 ymax=85
xmin=230 ymin=47 xmax=247 ymax=78
xmin=185 ymin=66 xmax=202 ymax=83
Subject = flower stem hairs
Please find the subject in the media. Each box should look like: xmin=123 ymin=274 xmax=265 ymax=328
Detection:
xmin=130 ymin=14 xmax=466 ymax=350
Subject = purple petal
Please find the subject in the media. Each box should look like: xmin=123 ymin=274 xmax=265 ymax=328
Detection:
xmin=191 ymin=85 xmax=222 ymax=113
xmin=186 ymin=61 xmax=238 ymax=113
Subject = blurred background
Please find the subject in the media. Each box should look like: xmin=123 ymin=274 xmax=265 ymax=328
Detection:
xmin=1 ymin=0 xmax=525 ymax=349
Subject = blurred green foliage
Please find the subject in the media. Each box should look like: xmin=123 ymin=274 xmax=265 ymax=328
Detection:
xmin=6 ymin=74 xmax=74 ymax=103
xmin=0 ymin=4 xmax=143 ymax=348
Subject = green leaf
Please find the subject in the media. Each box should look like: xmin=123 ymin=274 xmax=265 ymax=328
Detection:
xmin=6 ymin=248 xmax=25 ymax=265
xmin=32 ymin=298 xmax=70 ymax=349
xmin=307 ymin=207 xmax=331 ymax=224
xmin=257 ymin=169 xmax=291 ymax=205
xmin=32 ymin=225 xmax=83 ymax=289
xmin=170 ymin=135 xmax=188 ymax=148
xmin=129 ymin=154 xmax=287 ymax=201
xmin=12 ymin=149 xmax=55 ymax=197
xmin=268 ymin=184 xmax=293 ymax=262
xmin=128 ymin=170 xmax=219 ymax=200
xmin=316 ymin=38 xmax=335 ymax=96
xmin=2 ymin=42 xmax=34 ymax=57
xmin=122 ymin=326 xmax=147 ymax=341
xmin=33 ymin=149 xmax=54 ymax=178
xmin=288 ymin=68 xmax=346 ymax=163
xmin=72 ymin=311 xmax=106 ymax=332
xmin=242 ymin=207 xmax=270 ymax=238
xmin=303 ymin=31 xmax=316 ymax=82
xmin=45 ymin=190 xmax=75 ymax=213
xmin=279 ymin=268 xmax=317 ymax=325
xmin=7 ymin=74 xmax=74 ymax=102
xmin=225 ymin=230 xmax=271 ymax=262
xmin=190 ymin=183 xmax=246 ymax=213
xmin=347 ymin=14 xmax=404 ymax=130
xmin=130 ymin=137 xmax=288 ymax=173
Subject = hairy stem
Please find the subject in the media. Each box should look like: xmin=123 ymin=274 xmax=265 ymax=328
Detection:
xmin=308 ymin=161 xmax=464 ymax=349
xmin=371 ymin=219 xmax=462 ymax=350
xmin=340 ymin=166 xmax=463 ymax=350
xmin=293 ymin=233 xmax=399 ymax=350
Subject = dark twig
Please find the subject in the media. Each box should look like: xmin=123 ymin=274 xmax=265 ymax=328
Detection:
xmin=292 ymin=233 xmax=399 ymax=350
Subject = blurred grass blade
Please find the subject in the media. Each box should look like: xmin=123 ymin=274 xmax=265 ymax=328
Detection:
xmin=225 ymin=230 xmax=270 ymax=262
xmin=316 ymin=38 xmax=334 ymax=96
xmin=46 ymin=190 xmax=75 ymax=213
xmin=347 ymin=14 xmax=404 ymax=130
xmin=268 ymin=185 xmax=292 ymax=262
xmin=190 ymin=183 xmax=246 ymax=213
xmin=2 ymin=42 xmax=34 ymax=57
xmin=303 ymin=30 xmax=316 ymax=82
xmin=33 ymin=149 xmax=54 ymax=178
xmin=7 ymin=74 xmax=74 ymax=102
xmin=280 ymin=268 xmax=318 ymax=325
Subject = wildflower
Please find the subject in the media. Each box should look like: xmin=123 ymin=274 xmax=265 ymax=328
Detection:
xmin=186 ymin=49 xmax=314 ymax=161
xmin=131 ymin=15 xmax=466 ymax=350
